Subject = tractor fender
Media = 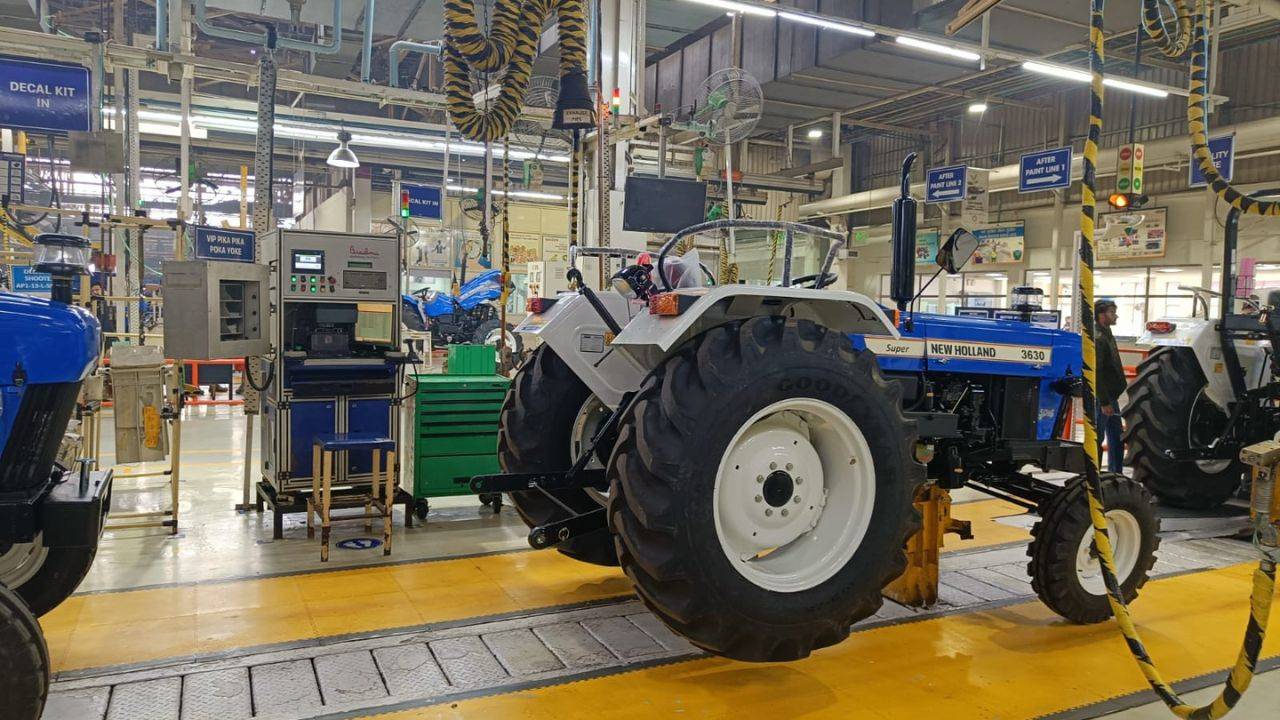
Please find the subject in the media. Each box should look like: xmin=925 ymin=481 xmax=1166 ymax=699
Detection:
xmin=611 ymin=285 xmax=899 ymax=357
xmin=1139 ymin=316 xmax=1270 ymax=408
xmin=513 ymin=292 xmax=648 ymax=408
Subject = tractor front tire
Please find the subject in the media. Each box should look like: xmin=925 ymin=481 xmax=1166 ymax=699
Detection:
xmin=1124 ymin=347 xmax=1244 ymax=509
xmin=499 ymin=347 xmax=618 ymax=566
xmin=1028 ymin=474 xmax=1159 ymax=624
xmin=608 ymin=317 xmax=925 ymax=662
xmin=0 ymin=582 xmax=49 ymax=720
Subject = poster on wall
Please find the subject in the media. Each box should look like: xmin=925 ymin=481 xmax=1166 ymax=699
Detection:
xmin=970 ymin=221 xmax=1026 ymax=266
xmin=543 ymin=236 xmax=569 ymax=262
xmin=407 ymin=225 xmax=453 ymax=271
xmin=915 ymin=228 xmax=940 ymax=265
xmin=1097 ymin=207 xmax=1167 ymax=260
xmin=508 ymin=234 xmax=543 ymax=267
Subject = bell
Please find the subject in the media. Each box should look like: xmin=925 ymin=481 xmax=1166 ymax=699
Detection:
xmin=553 ymin=71 xmax=596 ymax=130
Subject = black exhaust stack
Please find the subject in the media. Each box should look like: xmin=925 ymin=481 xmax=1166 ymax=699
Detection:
xmin=889 ymin=153 xmax=919 ymax=313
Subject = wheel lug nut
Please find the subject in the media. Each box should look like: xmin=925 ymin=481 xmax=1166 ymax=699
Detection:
xmin=765 ymin=509 xmax=773 ymax=517
xmin=755 ymin=495 xmax=762 ymax=503
xmin=756 ymin=475 xmax=764 ymax=483
xmin=795 ymin=477 xmax=803 ymax=485
xmin=770 ymin=462 xmax=777 ymax=470
xmin=793 ymin=496 xmax=801 ymax=504
xmin=781 ymin=509 xmax=789 ymax=517
xmin=786 ymin=463 xmax=793 ymax=470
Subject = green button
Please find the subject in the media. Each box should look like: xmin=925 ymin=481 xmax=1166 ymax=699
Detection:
xmin=291 ymin=275 xmax=297 ymax=282
xmin=310 ymin=287 xmax=317 ymax=293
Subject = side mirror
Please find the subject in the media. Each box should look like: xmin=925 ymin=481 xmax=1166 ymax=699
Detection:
xmin=936 ymin=228 xmax=981 ymax=275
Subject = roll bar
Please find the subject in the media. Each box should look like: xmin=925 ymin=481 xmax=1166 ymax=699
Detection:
xmin=655 ymin=220 xmax=845 ymax=291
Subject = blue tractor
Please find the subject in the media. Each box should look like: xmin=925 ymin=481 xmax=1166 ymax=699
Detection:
xmin=0 ymin=234 xmax=112 ymax=717
xmin=476 ymin=155 xmax=1158 ymax=662
xmin=401 ymin=268 xmax=519 ymax=351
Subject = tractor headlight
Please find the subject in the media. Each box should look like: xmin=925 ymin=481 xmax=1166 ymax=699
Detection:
xmin=33 ymin=233 xmax=92 ymax=277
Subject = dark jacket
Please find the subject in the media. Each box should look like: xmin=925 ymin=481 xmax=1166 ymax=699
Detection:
xmin=1096 ymin=324 xmax=1127 ymax=406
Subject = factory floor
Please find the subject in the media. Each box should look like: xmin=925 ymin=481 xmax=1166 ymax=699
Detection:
xmin=36 ymin=407 xmax=1280 ymax=719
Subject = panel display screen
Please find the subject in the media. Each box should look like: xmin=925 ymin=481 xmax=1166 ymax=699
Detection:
xmin=348 ymin=260 xmax=374 ymax=269
xmin=343 ymin=269 xmax=388 ymax=290
xmin=291 ymin=250 xmax=325 ymax=273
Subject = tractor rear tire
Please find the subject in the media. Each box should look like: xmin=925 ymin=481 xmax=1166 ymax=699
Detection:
xmin=0 ymin=539 xmax=98 ymax=617
xmin=498 ymin=346 xmax=618 ymax=567
xmin=0 ymin=582 xmax=49 ymax=720
xmin=1028 ymin=474 xmax=1159 ymax=624
xmin=608 ymin=317 xmax=925 ymax=662
xmin=1124 ymin=347 xmax=1245 ymax=509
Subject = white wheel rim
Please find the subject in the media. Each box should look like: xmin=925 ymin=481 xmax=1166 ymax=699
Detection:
xmin=0 ymin=537 xmax=48 ymax=589
xmin=1075 ymin=509 xmax=1141 ymax=596
xmin=713 ymin=398 xmax=876 ymax=593
xmin=570 ymin=395 xmax=610 ymax=506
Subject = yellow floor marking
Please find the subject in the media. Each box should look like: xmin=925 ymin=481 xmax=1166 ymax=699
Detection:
xmin=358 ymin=563 xmax=1277 ymax=720
xmin=41 ymin=499 xmax=1022 ymax=673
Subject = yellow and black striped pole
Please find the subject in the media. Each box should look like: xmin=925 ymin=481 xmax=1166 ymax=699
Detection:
xmin=1080 ymin=2 xmax=1276 ymax=718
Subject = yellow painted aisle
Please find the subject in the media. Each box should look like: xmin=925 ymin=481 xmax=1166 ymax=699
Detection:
xmin=358 ymin=564 xmax=1278 ymax=720
xmin=41 ymin=498 xmax=1030 ymax=674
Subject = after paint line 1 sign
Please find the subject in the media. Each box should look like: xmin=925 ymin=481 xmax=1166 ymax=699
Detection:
xmin=1019 ymin=147 xmax=1072 ymax=193
xmin=925 ymin=165 xmax=967 ymax=203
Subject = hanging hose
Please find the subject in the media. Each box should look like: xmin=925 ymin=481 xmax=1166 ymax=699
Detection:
xmin=1187 ymin=0 xmax=1280 ymax=217
xmin=442 ymin=0 xmax=593 ymax=142
xmin=1079 ymin=3 xmax=1276 ymax=717
xmin=569 ymin=131 xmax=582 ymax=246
xmin=1142 ymin=0 xmax=1192 ymax=58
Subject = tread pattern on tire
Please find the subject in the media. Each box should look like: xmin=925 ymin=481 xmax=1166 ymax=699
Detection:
xmin=0 ymin=581 xmax=49 ymax=720
xmin=498 ymin=346 xmax=618 ymax=566
xmin=1123 ymin=347 xmax=1243 ymax=509
xmin=1028 ymin=474 xmax=1160 ymax=624
xmin=607 ymin=316 xmax=925 ymax=662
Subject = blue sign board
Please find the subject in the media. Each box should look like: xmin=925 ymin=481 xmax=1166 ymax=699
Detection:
xmin=1190 ymin=134 xmax=1234 ymax=187
xmin=195 ymin=226 xmax=255 ymax=263
xmin=0 ymin=57 xmax=92 ymax=134
xmin=12 ymin=266 xmax=52 ymax=294
xmin=403 ymin=183 xmax=443 ymax=220
xmin=925 ymin=165 xmax=967 ymax=203
xmin=1019 ymin=147 xmax=1073 ymax=193
xmin=336 ymin=538 xmax=382 ymax=550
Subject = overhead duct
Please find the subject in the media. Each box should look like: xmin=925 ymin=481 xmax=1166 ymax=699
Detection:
xmin=799 ymin=115 xmax=1280 ymax=219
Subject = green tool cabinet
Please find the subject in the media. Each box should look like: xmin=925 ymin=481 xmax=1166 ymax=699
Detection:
xmin=410 ymin=374 xmax=509 ymax=519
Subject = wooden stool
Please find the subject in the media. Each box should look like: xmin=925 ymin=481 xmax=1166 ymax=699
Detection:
xmin=307 ymin=433 xmax=397 ymax=561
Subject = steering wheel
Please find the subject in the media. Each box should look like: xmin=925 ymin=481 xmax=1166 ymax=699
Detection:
xmin=788 ymin=272 xmax=838 ymax=289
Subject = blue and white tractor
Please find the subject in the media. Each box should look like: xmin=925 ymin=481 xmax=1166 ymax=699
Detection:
xmin=0 ymin=233 xmax=112 ymax=717
xmin=476 ymin=156 xmax=1159 ymax=663
xmin=401 ymin=268 xmax=520 ymax=351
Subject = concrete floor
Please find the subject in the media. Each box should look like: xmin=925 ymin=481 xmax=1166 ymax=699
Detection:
xmin=86 ymin=404 xmax=532 ymax=592
xmin=1105 ymin=670 xmax=1280 ymax=718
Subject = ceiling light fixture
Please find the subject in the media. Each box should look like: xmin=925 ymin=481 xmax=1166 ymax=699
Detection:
xmin=807 ymin=128 xmax=824 ymax=139
xmin=684 ymin=0 xmax=776 ymax=17
xmin=1022 ymin=61 xmax=1170 ymax=98
xmin=967 ymin=102 xmax=989 ymax=113
xmin=895 ymin=35 xmax=982 ymax=62
xmin=778 ymin=11 xmax=875 ymax=36
xmin=326 ymin=129 xmax=360 ymax=168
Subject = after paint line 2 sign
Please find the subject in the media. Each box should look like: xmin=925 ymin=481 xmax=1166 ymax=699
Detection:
xmin=925 ymin=165 xmax=967 ymax=203
xmin=0 ymin=56 xmax=91 ymax=133
xmin=1019 ymin=147 xmax=1072 ymax=193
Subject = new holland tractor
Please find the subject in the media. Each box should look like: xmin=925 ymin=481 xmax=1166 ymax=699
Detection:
xmin=0 ymin=233 xmax=112 ymax=718
xmin=475 ymin=156 xmax=1158 ymax=662
xmin=1125 ymin=189 xmax=1280 ymax=509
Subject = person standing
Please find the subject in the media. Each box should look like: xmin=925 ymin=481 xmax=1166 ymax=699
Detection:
xmin=1095 ymin=299 xmax=1127 ymax=473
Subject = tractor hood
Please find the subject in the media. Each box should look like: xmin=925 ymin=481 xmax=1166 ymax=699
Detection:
xmin=0 ymin=291 xmax=101 ymax=386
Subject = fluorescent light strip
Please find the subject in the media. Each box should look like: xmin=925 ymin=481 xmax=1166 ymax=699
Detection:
xmin=778 ymin=11 xmax=875 ymax=36
xmin=445 ymin=185 xmax=564 ymax=201
xmin=895 ymin=35 xmax=981 ymax=62
xmin=684 ymin=0 xmax=776 ymax=17
xmin=1022 ymin=61 xmax=1170 ymax=98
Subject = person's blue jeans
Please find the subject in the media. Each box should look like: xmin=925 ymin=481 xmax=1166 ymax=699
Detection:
xmin=1102 ymin=404 xmax=1125 ymax=473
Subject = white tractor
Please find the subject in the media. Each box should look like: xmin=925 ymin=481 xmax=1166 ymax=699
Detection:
xmin=1126 ymin=192 xmax=1280 ymax=509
